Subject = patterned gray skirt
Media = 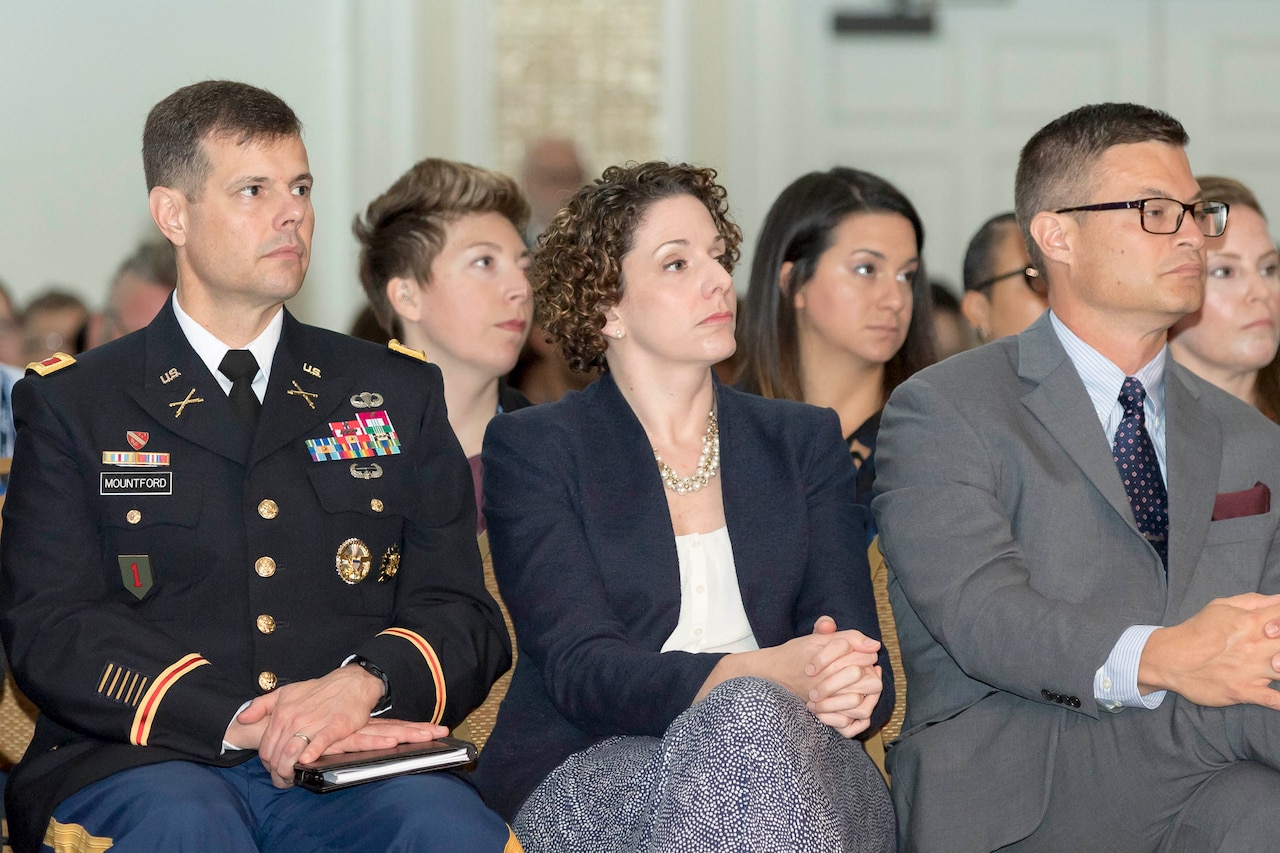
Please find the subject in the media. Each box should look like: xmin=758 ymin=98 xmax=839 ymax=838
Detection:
xmin=513 ymin=676 xmax=896 ymax=852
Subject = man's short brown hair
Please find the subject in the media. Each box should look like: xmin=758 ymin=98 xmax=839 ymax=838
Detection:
xmin=1015 ymin=103 xmax=1189 ymax=272
xmin=143 ymin=80 xmax=302 ymax=200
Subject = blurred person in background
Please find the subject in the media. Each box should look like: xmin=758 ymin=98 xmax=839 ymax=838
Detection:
xmin=520 ymin=136 xmax=587 ymax=243
xmin=929 ymin=281 xmax=974 ymax=360
xmin=21 ymin=289 xmax=88 ymax=364
xmin=86 ymin=239 xmax=177 ymax=348
xmin=1170 ymin=175 xmax=1280 ymax=420
xmin=510 ymin=136 xmax=596 ymax=403
xmin=0 ymin=277 xmax=24 ymax=367
xmin=0 ymin=278 xmax=22 ymax=463
xmin=736 ymin=167 xmax=935 ymax=525
xmin=960 ymin=211 xmax=1048 ymax=342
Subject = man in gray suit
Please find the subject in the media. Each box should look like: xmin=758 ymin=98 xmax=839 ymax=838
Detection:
xmin=875 ymin=102 xmax=1280 ymax=852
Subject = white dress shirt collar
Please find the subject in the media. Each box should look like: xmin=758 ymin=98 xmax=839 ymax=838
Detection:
xmin=171 ymin=293 xmax=282 ymax=403
xmin=1048 ymin=309 xmax=1168 ymax=475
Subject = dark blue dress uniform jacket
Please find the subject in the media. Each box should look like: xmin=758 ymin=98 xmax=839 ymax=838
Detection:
xmin=471 ymin=372 xmax=892 ymax=821
xmin=0 ymin=303 xmax=511 ymax=852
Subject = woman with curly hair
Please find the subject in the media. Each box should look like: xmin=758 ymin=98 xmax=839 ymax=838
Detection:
xmin=736 ymin=169 xmax=935 ymax=535
xmin=471 ymin=162 xmax=895 ymax=851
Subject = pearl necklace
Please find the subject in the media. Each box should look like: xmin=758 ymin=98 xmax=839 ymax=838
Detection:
xmin=654 ymin=411 xmax=720 ymax=495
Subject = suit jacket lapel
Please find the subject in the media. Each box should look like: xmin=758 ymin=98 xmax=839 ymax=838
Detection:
xmin=250 ymin=312 xmax=355 ymax=466
xmin=716 ymin=385 xmax=779 ymax=642
xmin=130 ymin=301 xmax=244 ymax=464
xmin=578 ymin=373 xmax=682 ymax=637
xmin=1164 ymin=363 xmax=1221 ymax=609
xmin=1017 ymin=315 xmax=1137 ymax=530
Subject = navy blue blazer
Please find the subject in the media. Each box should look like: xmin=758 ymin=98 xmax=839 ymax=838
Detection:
xmin=471 ymin=372 xmax=892 ymax=820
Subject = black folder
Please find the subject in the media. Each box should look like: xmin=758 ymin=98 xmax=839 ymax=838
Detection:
xmin=294 ymin=737 xmax=477 ymax=792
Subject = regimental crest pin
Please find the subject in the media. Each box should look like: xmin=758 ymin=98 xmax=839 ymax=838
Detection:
xmin=378 ymin=545 xmax=401 ymax=583
xmin=126 ymin=431 xmax=149 ymax=451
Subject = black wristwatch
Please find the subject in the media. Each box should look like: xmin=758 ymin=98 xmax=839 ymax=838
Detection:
xmin=349 ymin=655 xmax=392 ymax=714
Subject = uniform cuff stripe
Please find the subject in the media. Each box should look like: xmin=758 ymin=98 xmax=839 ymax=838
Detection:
xmin=379 ymin=627 xmax=446 ymax=724
xmin=129 ymin=653 xmax=208 ymax=746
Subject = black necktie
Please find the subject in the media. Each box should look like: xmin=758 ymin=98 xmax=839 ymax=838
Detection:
xmin=219 ymin=349 xmax=260 ymax=434
xmin=1112 ymin=377 xmax=1168 ymax=570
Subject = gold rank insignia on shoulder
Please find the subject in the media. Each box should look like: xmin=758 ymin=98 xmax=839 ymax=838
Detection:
xmin=25 ymin=351 xmax=76 ymax=376
xmin=388 ymin=339 xmax=427 ymax=363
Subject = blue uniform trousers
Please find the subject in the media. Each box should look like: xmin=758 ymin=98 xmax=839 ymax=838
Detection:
xmin=44 ymin=759 xmax=516 ymax=852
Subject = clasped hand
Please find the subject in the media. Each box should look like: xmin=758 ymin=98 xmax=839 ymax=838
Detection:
xmin=769 ymin=615 xmax=883 ymax=738
xmin=1141 ymin=592 xmax=1280 ymax=709
xmin=224 ymin=665 xmax=448 ymax=788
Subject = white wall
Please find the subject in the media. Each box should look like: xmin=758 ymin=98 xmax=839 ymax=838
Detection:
xmin=678 ymin=0 xmax=1280 ymax=292
xmin=7 ymin=0 xmax=1280 ymax=331
xmin=0 ymin=0 xmax=488 ymax=330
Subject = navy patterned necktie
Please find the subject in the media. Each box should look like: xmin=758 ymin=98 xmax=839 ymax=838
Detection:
xmin=1112 ymin=376 xmax=1168 ymax=570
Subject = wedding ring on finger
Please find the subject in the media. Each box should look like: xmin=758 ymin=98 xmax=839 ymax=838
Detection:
xmin=292 ymin=732 xmax=312 ymax=745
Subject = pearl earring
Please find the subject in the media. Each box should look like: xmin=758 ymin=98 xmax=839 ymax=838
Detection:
xmin=614 ymin=328 xmax=624 ymax=339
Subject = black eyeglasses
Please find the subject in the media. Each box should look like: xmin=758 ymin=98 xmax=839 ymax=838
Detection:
xmin=1054 ymin=197 xmax=1229 ymax=238
xmin=971 ymin=267 xmax=1045 ymax=295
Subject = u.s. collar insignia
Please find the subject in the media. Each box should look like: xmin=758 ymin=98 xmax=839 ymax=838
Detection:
xmin=336 ymin=538 xmax=372 ymax=584
xmin=303 ymin=362 xmax=321 ymax=378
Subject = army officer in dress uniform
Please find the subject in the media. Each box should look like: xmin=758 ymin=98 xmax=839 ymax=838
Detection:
xmin=0 ymin=80 xmax=514 ymax=852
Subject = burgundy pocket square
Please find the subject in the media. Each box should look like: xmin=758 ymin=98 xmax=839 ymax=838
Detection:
xmin=1212 ymin=482 xmax=1271 ymax=521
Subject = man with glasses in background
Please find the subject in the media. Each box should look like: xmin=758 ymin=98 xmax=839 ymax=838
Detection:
xmin=876 ymin=102 xmax=1280 ymax=851
xmin=960 ymin=211 xmax=1048 ymax=343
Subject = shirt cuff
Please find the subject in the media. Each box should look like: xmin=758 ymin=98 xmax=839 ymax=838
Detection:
xmin=1094 ymin=624 xmax=1166 ymax=711
xmin=221 ymin=699 xmax=254 ymax=753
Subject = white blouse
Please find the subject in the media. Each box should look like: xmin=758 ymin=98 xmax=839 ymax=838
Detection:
xmin=660 ymin=526 xmax=759 ymax=654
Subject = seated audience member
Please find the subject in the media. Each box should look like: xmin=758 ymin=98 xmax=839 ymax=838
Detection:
xmin=0 ymin=277 xmax=24 ymax=367
xmin=960 ymin=211 xmax=1048 ymax=342
xmin=1170 ymin=175 xmax=1280 ymax=419
xmin=0 ymin=278 xmax=23 ymax=463
xmin=348 ymin=305 xmax=390 ymax=346
xmin=354 ymin=157 xmax=533 ymax=529
xmin=876 ymin=102 xmax=1280 ymax=851
xmin=507 ymin=323 xmax=597 ymax=404
xmin=929 ymin=281 xmax=973 ymax=359
xmin=0 ymin=80 xmax=513 ymax=852
xmin=86 ymin=238 xmax=177 ymax=348
xmin=21 ymin=290 xmax=88 ymax=364
xmin=735 ymin=167 xmax=935 ymax=524
xmin=520 ymin=135 xmax=588 ymax=244
xmin=472 ymin=162 xmax=895 ymax=852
